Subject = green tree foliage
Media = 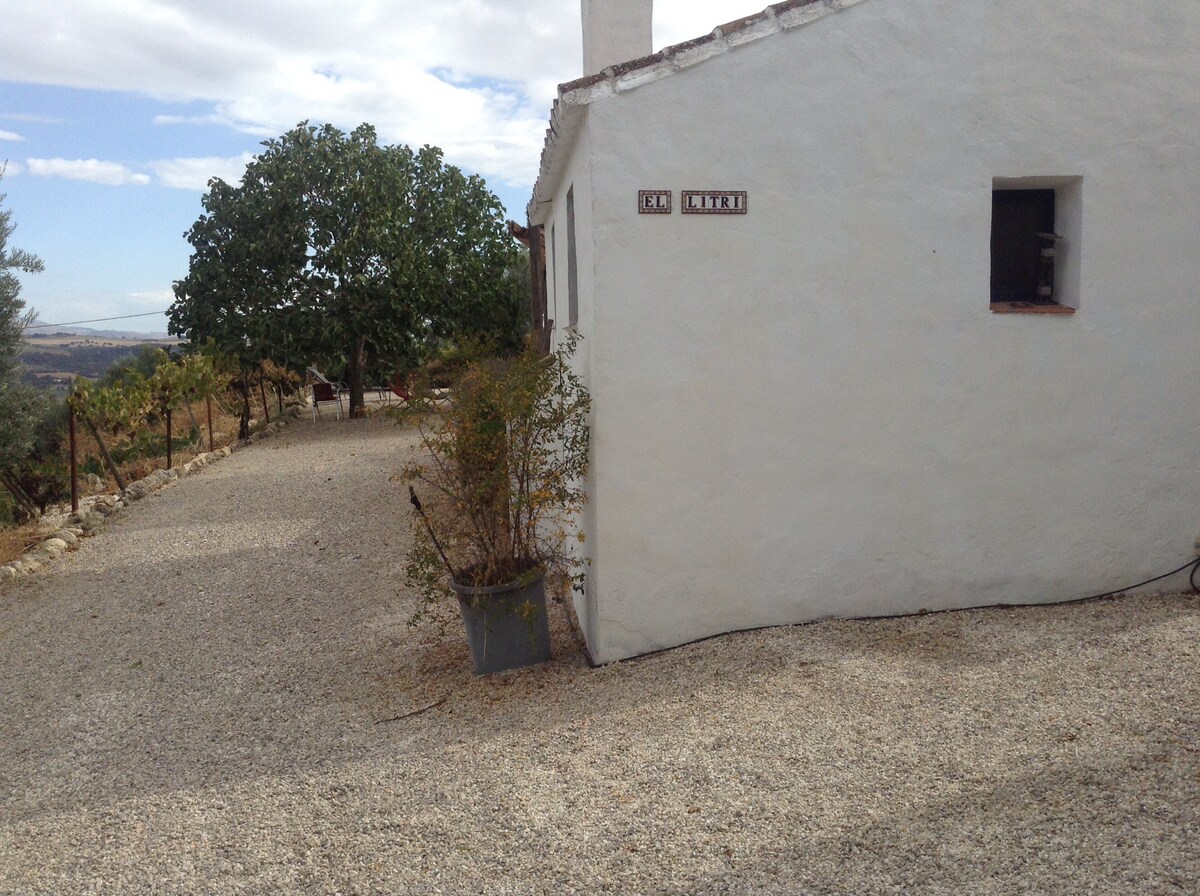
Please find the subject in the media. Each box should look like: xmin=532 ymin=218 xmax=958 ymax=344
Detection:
xmin=146 ymin=354 xmax=196 ymax=469
xmin=97 ymin=344 xmax=176 ymax=390
xmin=1 ymin=395 xmax=69 ymax=521
xmin=70 ymin=349 xmax=231 ymax=481
xmin=169 ymin=122 xmax=525 ymax=418
xmin=181 ymin=351 xmax=227 ymax=408
xmin=0 ymin=170 xmax=49 ymax=518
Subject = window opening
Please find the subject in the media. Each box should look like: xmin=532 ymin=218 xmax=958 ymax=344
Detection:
xmin=991 ymin=189 xmax=1056 ymax=304
xmin=550 ymin=223 xmax=558 ymax=329
xmin=990 ymin=177 xmax=1081 ymax=314
xmin=566 ymin=186 xmax=579 ymax=327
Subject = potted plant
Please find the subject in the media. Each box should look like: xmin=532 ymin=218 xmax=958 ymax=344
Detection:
xmin=402 ymin=333 xmax=590 ymax=674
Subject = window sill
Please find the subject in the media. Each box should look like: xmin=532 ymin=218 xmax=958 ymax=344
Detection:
xmin=990 ymin=302 xmax=1075 ymax=315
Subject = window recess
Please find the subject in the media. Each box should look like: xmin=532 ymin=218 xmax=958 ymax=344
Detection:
xmin=566 ymin=186 xmax=579 ymax=327
xmin=990 ymin=177 xmax=1082 ymax=314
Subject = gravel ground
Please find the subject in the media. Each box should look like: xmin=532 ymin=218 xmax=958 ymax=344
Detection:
xmin=1 ymin=414 xmax=1198 ymax=895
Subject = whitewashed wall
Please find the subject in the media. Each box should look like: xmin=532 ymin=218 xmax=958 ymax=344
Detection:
xmin=540 ymin=115 xmax=602 ymax=648
xmin=548 ymin=0 xmax=1200 ymax=663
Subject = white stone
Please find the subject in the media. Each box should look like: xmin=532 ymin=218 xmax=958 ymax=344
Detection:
xmin=720 ymin=17 xmax=778 ymax=49
xmin=613 ymin=64 xmax=671 ymax=94
xmin=777 ymin=2 xmax=835 ymax=31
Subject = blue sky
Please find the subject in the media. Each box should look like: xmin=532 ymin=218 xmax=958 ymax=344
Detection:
xmin=0 ymin=0 xmax=755 ymax=335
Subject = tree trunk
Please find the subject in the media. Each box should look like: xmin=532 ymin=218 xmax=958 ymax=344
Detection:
xmin=80 ymin=413 xmax=127 ymax=491
xmin=68 ymin=393 xmax=79 ymax=513
xmin=276 ymin=382 xmax=284 ymax=415
xmin=347 ymin=335 xmax=367 ymax=418
xmin=166 ymin=409 xmax=173 ymax=470
xmin=0 ymin=471 xmax=40 ymax=522
xmin=184 ymin=400 xmax=200 ymax=441
xmin=259 ymin=379 xmax=271 ymax=424
xmin=206 ymin=395 xmax=215 ymax=452
xmin=238 ymin=378 xmax=251 ymax=441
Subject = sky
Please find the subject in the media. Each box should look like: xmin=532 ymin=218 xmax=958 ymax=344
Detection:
xmin=0 ymin=0 xmax=758 ymax=336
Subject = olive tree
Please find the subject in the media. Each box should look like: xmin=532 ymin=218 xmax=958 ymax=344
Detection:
xmin=0 ymin=170 xmax=47 ymax=517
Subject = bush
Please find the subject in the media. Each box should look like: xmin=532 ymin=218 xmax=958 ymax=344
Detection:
xmin=0 ymin=394 xmax=70 ymax=520
xmin=402 ymin=333 xmax=591 ymax=601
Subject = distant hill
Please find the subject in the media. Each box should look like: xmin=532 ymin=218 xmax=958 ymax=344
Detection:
xmin=18 ymin=333 xmax=179 ymax=394
xmin=22 ymin=321 xmax=171 ymax=340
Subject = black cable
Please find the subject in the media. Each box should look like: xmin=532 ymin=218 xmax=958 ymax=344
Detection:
xmin=22 ymin=310 xmax=169 ymax=330
xmin=1058 ymin=556 xmax=1200 ymax=607
xmin=615 ymin=556 xmax=1200 ymax=668
xmin=878 ymin=555 xmax=1200 ymax=621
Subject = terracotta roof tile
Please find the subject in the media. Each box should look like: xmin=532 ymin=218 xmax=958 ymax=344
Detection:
xmin=557 ymin=70 xmax=607 ymax=95
xmin=662 ymin=32 xmax=721 ymax=56
xmin=770 ymin=0 xmax=825 ymax=15
xmin=607 ymin=50 xmax=669 ymax=78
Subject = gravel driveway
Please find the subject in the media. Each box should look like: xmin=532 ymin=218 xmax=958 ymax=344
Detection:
xmin=1 ymin=414 xmax=1198 ymax=894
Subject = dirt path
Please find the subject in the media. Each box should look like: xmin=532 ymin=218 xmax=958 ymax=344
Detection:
xmin=1 ymin=414 xmax=1198 ymax=894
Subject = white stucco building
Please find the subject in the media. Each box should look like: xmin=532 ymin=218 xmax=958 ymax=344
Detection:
xmin=527 ymin=0 xmax=1200 ymax=664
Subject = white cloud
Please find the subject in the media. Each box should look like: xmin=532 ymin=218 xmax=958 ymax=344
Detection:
xmin=150 ymin=153 xmax=254 ymax=190
xmin=26 ymin=157 xmax=151 ymax=186
xmin=0 ymin=113 xmax=64 ymax=125
xmin=654 ymin=0 xmax=759 ymax=47
xmin=152 ymin=113 xmax=228 ymax=128
xmin=0 ymin=1 xmax=753 ymax=193
xmin=0 ymin=130 xmax=24 ymax=141
xmin=0 ymin=160 xmax=21 ymax=176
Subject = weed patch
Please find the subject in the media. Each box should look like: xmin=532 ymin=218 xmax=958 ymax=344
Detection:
xmin=0 ymin=524 xmax=41 ymax=565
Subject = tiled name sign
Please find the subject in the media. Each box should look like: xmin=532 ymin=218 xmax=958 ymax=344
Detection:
xmin=682 ymin=190 xmax=747 ymax=214
xmin=638 ymin=190 xmax=748 ymax=214
xmin=638 ymin=190 xmax=672 ymax=214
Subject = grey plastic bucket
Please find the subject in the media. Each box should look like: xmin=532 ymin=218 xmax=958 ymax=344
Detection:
xmin=451 ymin=571 xmax=552 ymax=675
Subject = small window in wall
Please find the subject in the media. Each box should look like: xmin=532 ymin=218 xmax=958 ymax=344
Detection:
xmin=990 ymin=177 xmax=1082 ymax=314
xmin=566 ymin=185 xmax=579 ymax=327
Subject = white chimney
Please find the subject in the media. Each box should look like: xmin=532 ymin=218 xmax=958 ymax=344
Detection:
xmin=582 ymin=0 xmax=653 ymax=75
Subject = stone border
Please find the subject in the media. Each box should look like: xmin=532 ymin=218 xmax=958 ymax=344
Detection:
xmin=0 ymin=408 xmax=301 ymax=586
